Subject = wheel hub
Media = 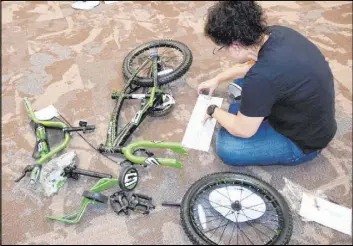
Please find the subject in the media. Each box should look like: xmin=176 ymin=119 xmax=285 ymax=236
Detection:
xmin=209 ymin=186 xmax=267 ymax=222
xmin=231 ymin=201 xmax=242 ymax=211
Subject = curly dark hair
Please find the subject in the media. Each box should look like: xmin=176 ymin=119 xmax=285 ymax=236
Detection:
xmin=204 ymin=1 xmax=269 ymax=47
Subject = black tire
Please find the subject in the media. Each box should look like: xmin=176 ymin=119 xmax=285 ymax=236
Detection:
xmin=123 ymin=40 xmax=193 ymax=87
xmin=180 ymin=172 xmax=293 ymax=245
xmin=82 ymin=191 xmax=109 ymax=204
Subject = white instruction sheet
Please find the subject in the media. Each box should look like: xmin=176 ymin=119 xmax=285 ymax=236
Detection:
xmin=299 ymin=192 xmax=352 ymax=236
xmin=34 ymin=105 xmax=58 ymax=121
xmin=104 ymin=1 xmax=119 ymax=4
xmin=182 ymin=95 xmax=223 ymax=152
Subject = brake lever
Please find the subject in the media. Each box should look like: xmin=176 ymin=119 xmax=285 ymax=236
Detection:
xmin=15 ymin=165 xmax=34 ymax=183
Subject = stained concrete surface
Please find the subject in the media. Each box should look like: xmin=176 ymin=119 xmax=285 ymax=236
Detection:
xmin=1 ymin=1 xmax=352 ymax=245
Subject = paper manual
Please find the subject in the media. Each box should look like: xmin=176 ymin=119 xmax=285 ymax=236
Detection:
xmin=182 ymin=95 xmax=223 ymax=152
xmin=34 ymin=105 xmax=59 ymax=121
xmin=104 ymin=1 xmax=118 ymax=4
xmin=299 ymin=192 xmax=352 ymax=236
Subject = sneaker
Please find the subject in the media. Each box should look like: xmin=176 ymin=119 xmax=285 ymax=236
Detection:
xmin=228 ymin=82 xmax=242 ymax=101
xmin=72 ymin=1 xmax=100 ymax=10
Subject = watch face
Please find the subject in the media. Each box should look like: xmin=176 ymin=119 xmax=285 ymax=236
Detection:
xmin=207 ymin=105 xmax=216 ymax=116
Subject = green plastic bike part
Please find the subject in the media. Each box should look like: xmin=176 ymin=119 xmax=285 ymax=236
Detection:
xmin=47 ymin=178 xmax=119 ymax=224
xmin=47 ymin=198 xmax=92 ymax=224
xmin=30 ymin=166 xmax=41 ymax=184
xmin=23 ymin=98 xmax=71 ymax=165
xmin=35 ymin=125 xmax=49 ymax=157
xmin=122 ymin=141 xmax=187 ymax=168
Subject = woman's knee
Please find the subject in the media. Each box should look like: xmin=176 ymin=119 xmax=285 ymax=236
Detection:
xmin=216 ymin=129 xmax=243 ymax=165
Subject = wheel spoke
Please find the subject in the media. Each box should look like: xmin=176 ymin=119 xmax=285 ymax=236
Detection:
xmin=198 ymin=196 xmax=232 ymax=210
xmin=159 ymin=49 xmax=177 ymax=57
xmin=228 ymin=213 xmax=239 ymax=245
xmin=242 ymin=200 xmax=276 ymax=210
xmin=237 ymin=223 xmax=255 ymax=245
xmin=215 ymin=186 xmax=233 ymax=204
xmin=194 ymin=204 xmax=232 ymax=211
xmin=218 ymin=215 xmax=232 ymax=244
xmin=203 ymin=210 xmax=233 ymax=235
xmin=240 ymin=210 xmax=273 ymax=242
xmin=161 ymin=56 xmax=182 ymax=64
xmin=243 ymin=207 xmax=278 ymax=217
xmin=240 ymin=210 xmax=279 ymax=233
xmin=236 ymin=214 xmax=239 ymax=245
xmin=225 ymin=185 xmax=234 ymax=203
xmin=240 ymin=191 xmax=256 ymax=203
xmin=199 ymin=215 xmax=225 ymax=225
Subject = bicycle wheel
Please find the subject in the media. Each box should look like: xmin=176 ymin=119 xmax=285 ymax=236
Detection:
xmin=123 ymin=40 xmax=193 ymax=87
xmin=180 ymin=172 xmax=293 ymax=245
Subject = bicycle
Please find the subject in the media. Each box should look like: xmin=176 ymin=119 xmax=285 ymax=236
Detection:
xmin=97 ymin=40 xmax=193 ymax=163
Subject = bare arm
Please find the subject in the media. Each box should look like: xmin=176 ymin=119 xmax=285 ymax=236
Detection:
xmin=198 ymin=61 xmax=255 ymax=95
xmin=210 ymin=107 xmax=263 ymax=138
xmin=214 ymin=61 xmax=255 ymax=84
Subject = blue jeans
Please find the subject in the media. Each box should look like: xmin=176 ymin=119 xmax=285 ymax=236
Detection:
xmin=216 ymin=79 xmax=320 ymax=166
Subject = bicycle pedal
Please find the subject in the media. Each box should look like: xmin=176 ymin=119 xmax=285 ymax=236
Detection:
xmin=110 ymin=191 xmax=132 ymax=216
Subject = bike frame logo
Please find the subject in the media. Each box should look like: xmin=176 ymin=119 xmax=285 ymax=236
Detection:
xmin=144 ymin=157 xmax=160 ymax=166
xmin=124 ymin=169 xmax=138 ymax=188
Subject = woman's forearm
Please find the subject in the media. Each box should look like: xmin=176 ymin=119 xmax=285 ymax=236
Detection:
xmin=214 ymin=62 xmax=255 ymax=84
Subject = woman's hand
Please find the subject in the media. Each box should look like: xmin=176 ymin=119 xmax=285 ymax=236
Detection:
xmin=197 ymin=78 xmax=219 ymax=96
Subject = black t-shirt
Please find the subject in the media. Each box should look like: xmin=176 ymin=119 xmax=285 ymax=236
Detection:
xmin=240 ymin=25 xmax=337 ymax=154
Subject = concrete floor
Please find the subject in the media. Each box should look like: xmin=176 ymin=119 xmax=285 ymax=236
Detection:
xmin=2 ymin=1 xmax=352 ymax=245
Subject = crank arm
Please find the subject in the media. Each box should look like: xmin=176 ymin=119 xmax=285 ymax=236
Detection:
xmin=122 ymin=141 xmax=187 ymax=168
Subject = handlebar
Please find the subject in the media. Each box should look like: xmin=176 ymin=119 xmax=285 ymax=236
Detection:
xmin=24 ymin=98 xmax=68 ymax=129
xmin=24 ymin=98 xmax=71 ymax=165
xmin=122 ymin=141 xmax=187 ymax=168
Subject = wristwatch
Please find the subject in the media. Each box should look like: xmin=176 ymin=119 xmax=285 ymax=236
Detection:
xmin=207 ymin=105 xmax=218 ymax=118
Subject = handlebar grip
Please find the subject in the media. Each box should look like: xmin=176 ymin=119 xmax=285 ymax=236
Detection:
xmin=23 ymin=97 xmax=33 ymax=113
xmin=23 ymin=97 xmax=39 ymax=123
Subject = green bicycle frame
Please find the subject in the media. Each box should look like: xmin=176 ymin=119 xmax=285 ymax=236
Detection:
xmin=98 ymin=50 xmax=188 ymax=168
